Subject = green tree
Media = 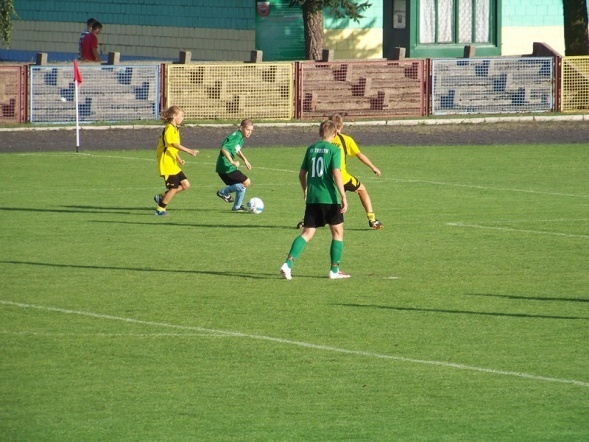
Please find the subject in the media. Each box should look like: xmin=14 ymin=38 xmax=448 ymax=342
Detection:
xmin=0 ymin=0 xmax=17 ymax=47
xmin=563 ymin=0 xmax=588 ymax=55
xmin=290 ymin=0 xmax=371 ymax=60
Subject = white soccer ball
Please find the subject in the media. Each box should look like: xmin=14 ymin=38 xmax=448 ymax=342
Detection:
xmin=246 ymin=197 xmax=264 ymax=214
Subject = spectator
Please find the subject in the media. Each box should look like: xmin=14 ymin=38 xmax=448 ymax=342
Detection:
xmin=78 ymin=18 xmax=96 ymax=59
xmin=80 ymin=21 xmax=103 ymax=62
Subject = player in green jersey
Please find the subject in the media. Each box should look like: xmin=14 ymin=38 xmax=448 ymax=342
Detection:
xmin=215 ymin=119 xmax=254 ymax=211
xmin=296 ymin=113 xmax=383 ymax=230
xmin=280 ymin=120 xmax=350 ymax=280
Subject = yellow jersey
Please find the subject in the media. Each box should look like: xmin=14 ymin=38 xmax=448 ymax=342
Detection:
xmin=156 ymin=124 xmax=181 ymax=178
xmin=331 ymin=133 xmax=361 ymax=183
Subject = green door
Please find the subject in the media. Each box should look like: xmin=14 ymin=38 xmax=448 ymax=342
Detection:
xmin=255 ymin=0 xmax=305 ymax=61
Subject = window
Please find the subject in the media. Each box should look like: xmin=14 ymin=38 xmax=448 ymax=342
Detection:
xmin=419 ymin=0 xmax=492 ymax=45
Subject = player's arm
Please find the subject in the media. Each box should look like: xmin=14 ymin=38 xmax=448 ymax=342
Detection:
xmin=356 ymin=152 xmax=381 ymax=177
xmin=220 ymin=147 xmax=239 ymax=167
xmin=172 ymin=142 xmax=198 ymax=157
xmin=237 ymin=150 xmax=252 ymax=170
xmin=298 ymin=169 xmax=307 ymax=201
xmin=332 ymin=168 xmax=347 ymax=214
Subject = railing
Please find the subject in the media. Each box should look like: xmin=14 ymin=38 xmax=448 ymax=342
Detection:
xmin=1 ymin=55 xmax=588 ymax=125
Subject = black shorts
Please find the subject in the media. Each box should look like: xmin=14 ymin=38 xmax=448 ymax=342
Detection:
xmin=344 ymin=175 xmax=361 ymax=192
xmin=304 ymin=203 xmax=344 ymax=228
xmin=164 ymin=171 xmax=188 ymax=189
xmin=219 ymin=170 xmax=248 ymax=186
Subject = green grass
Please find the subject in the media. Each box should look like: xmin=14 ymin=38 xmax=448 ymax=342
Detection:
xmin=1 ymin=143 xmax=588 ymax=440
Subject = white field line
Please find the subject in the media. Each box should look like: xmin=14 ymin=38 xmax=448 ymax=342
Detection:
xmin=1 ymin=299 xmax=587 ymax=388
xmin=382 ymin=177 xmax=589 ymax=199
xmin=12 ymin=152 xmax=589 ymax=198
xmin=0 ymin=330 xmax=231 ymax=338
xmin=447 ymin=222 xmax=589 ymax=239
xmin=16 ymin=152 xmax=299 ymax=174
xmin=480 ymin=218 xmax=589 ymax=224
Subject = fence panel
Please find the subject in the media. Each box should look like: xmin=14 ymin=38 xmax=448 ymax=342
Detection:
xmin=296 ymin=60 xmax=427 ymax=119
xmin=431 ymin=58 xmax=554 ymax=115
xmin=560 ymin=56 xmax=589 ymax=112
xmin=0 ymin=65 xmax=27 ymax=124
xmin=29 ymin=64 xmax=160 ymax=123
xmin=166 ymin=63 xmax=293 ymax=120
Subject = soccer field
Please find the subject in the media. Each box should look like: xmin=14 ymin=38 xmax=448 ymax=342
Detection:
xmin=1 ymin=143 xmax=588 ymax=440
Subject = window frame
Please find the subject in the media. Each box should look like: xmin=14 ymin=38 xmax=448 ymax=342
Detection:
xmin=409 ymin=0 xmax=501 ymax=57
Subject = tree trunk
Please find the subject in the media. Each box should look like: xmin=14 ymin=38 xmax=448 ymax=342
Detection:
xmin=563 ymin=0 xmax=589 ymax=55
xmin=302 ymin=2 xmax=324 ymax=60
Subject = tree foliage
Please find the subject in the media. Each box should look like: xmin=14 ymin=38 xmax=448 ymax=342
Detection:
xmin=562 ymin=0 xmax=588 ymax=55
xmin=290 ymin=0 xmax=371 ymax=60
xmin=0 ymin=0 xmax=17 ymax=47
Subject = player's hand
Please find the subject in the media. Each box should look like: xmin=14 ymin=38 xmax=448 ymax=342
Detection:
xmin=340 ymin=198 xmax=348 ymax=214
xmin=233 ymin=161 xmax=240 ymax=168
xmin=373 ymin=167 xmax=381 ymax=177
xmin=190 ymin=149 xmax=199 ymax=156
xmin=178 ymin=158 xmax=185 ymax=165
xmin=245 ymin=161 xmax=252 ymax=170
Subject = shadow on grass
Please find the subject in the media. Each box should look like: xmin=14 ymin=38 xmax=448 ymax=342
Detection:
xmin=64 ymin=205 xmax=220 ymax=214
xmin=0 ymin=260 xmax=277 ymax=279
xmin=466 ymin=293 xmax=589 ymax=303
xmin=0 ymin=206 xmax=290 ymax=224
xmin=90 ymin=220 xmax=295 ymax=230
xmin=0 ymin=206 xmax=146 ymax=215
xmin=335 ymin=303 xmax=589 ymax=320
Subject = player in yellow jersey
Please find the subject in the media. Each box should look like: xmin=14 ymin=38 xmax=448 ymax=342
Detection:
xmin=154 ymin=106 xmax=199 ymax=216
xmin=296 ymin=113 xmax=383 ymax=230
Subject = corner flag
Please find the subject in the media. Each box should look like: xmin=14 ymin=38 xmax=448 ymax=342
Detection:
xmin=74 ymin=61 xmax=82 ymax=151
xmin=74 ymin=60 xmax=83 ymax=85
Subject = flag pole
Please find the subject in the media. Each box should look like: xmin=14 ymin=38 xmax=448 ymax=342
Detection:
xmin=75 ymin=80 xmax=80 ymax=152
xmin=73 ymin=60 xmax=82 ymax=153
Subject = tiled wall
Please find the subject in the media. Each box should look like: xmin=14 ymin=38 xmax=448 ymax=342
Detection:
xmin=8 ymin=0 xmax=256 ymax=61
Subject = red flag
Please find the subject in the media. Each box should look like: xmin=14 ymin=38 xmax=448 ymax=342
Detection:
xmin=74 ymin=60 xmax=82 ymax=85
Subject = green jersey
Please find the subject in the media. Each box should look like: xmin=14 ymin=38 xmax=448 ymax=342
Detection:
xmin=215 ymin=130 xmax=245 ymax=174
xmin=300 ymin=140 xmax=342 ymax=204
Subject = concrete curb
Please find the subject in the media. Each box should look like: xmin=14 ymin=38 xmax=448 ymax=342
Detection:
xmin=0 ymin=113 xmax=587 ymax=132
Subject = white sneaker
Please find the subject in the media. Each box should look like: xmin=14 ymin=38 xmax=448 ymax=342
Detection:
xmin=329 ymin=270 xmax=351 ymax=279
xmin=280 ymin=263 xmax=292 ymax=280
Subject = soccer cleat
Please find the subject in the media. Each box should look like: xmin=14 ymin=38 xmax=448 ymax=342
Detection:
xmin=155 ymin=209 xmax=168 ymax=216
xmin=296 ymin=219 xmax=304 ymax=229
xmin=280 ymin=263 xmax=292 ymax=280
xmin=232 ymin=205 xmax=246 ymax=212
xmin=329 ymin=270 xmax=351 ymax=279
xmin=369 ymin=219 xmax=384 ymax=230
xmin=154 ymin=194 xmax=162 ymax=205
xmin=217 ymin=190 xmax=234 ymax=203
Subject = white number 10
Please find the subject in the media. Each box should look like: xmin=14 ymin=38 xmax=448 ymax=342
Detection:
xmin=311 ymin=157 xmax=324 ymax=178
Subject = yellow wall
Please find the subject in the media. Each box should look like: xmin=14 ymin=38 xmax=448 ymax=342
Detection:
xmin=501 ymin=26 xmax=565 ymax=56
xmin=324 ymin=28 xmax=383 ymax=60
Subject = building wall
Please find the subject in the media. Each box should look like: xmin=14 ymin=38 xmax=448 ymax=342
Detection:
xmin=501 ymin=0 xmax=565 ymax=55
xmin=4 ymin=0 xmax=256 ymax=62
xmin=502 ymin=27 xmax=565 ymax=56
xmin=0 ymin=0 xmax=573 ymax=63
xmin=324 ymin=28 xmax=383 ymax=59
xmin=324 ymin=0 xmax=383 ymax=59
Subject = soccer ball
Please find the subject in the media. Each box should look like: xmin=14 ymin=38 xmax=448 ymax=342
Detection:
xmin=246 ymin=197 xmax=264 ymax=214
